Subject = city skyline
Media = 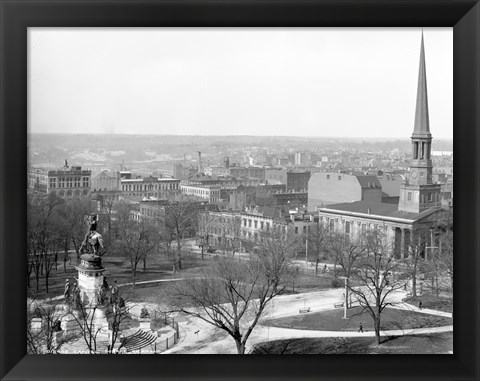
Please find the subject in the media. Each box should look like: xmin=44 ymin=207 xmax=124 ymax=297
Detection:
xmin=29 ymin=28 xmax=453 ymax=139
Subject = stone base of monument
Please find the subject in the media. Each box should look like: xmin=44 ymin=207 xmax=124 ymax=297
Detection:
xmin=61 ymin=314 xmax=82 ymax=335
xmin=88 ymin=307 xmax=109 ymax=333
xmin=139 ymin=318 xmax=152 ymax=331
xmin=61 ymin=307 xmax=109 ymax=335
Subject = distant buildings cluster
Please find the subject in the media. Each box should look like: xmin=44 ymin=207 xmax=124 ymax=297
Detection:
xmin=28 ymin=35 xmax=452 ymax=258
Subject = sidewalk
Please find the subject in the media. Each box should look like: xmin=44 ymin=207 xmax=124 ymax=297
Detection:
xmin=162 ymin=288 xmax=453 ymax=354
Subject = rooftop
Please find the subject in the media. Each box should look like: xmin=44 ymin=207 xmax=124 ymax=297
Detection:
xmin=318 ymin=200 xmax=440 ymax=222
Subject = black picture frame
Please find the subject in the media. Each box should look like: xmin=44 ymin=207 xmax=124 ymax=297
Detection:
xmin=1 ymin=1 xmax=478 ymax=380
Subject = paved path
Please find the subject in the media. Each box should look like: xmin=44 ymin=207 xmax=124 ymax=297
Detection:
xmin=163 ymin=288 xmax=452 ymax=354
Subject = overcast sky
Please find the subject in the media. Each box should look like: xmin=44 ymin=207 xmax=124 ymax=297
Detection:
xmin=28 ymin=28 xmax=452 ymax=139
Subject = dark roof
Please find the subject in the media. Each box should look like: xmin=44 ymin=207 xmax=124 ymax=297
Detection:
xmin=355 ymin=175 xmax=382 ymax=189
xmin=319 ymin=200 xmax=440 ymax=222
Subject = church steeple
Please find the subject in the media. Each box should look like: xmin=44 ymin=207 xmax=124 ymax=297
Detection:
xmin=413 ymin=32 xmax=431 ymax=138
xmin=398 ymin=32 xmax=441 ymax=214
xmin=409 ymin=32 xmax=433 ymax=186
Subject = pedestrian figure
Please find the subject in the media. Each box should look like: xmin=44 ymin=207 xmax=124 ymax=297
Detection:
xmin=64 ymin=279 xmax=70 ymax=301
xmin=323 ymin=264 xmax=327 ymax=272
xmin=111 ymin=280 xmax=119 ymax=304
xmin=358 ymin=322 xmax=363 ymax=333
xmin=418 ymin=300 xmax=423 ymax=310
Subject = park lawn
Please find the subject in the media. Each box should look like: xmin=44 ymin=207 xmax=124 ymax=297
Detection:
xmin=403 ymin=294 xmax=453 ymax=313
xmin=251 ymin=332 xmax=453 ymax=354
xmin=27 ymin=250 xmax=213 ymax=299
xmin=289 ymin=273 xmax=339 ymax=293
xmin=264 ymin=306 xmax=452 ymax=332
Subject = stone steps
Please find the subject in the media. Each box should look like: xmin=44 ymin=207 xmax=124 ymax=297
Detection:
xmin=120 ymin=329 xmax=157 ymax=352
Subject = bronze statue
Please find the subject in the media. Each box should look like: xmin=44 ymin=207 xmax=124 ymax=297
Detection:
xmin=80 ymin=214 xmax=105 ymax=256
xmin=140 ymin=306 xmax=150 ymax=319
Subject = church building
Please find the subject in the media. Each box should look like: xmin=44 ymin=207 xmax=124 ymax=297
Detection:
xmin=317 ymin=33 xmax=444 ymax=260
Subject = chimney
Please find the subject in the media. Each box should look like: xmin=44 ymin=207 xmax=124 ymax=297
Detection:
xmin=198 ymin=151 xmax=202 ymax=174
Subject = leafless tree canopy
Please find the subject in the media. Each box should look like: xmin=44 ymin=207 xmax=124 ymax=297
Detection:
xmin=166 ymin=228 xmax=296 ymax=354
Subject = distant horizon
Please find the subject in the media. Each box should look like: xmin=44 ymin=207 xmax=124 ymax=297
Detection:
xmin=28 ymin=132 xmax=453 ymax=141
xmin=29 ymin=28 xmax=453 ymax=139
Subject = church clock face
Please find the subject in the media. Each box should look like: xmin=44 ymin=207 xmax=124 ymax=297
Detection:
xmin=411 ymin=171 xmax=418 ymax=179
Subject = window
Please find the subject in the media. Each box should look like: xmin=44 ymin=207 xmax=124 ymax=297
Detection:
xmin=260 ymin=221 xmax=264 ymax=230
xmin=254 ymin=221 xmax=258 ymax=228
xmin=361 ymin=224 xmax=366 ymax=234
xmin=338 ymin=175 xmax=342 ymax=180
xmin=428 ymin=192 xmax=432 ymax=201
xmin=345 ymin=221 xmax=350 ymax=234
xmin=248 ymin=219 xmax=252 ymax=228
xmin=295 ymin=227 xmax=299 ymax=234
xmin=407 ymin=192 xmax=412 ymax=201
xmin=329 ymin=219 xmax=335 ymax=231
xmin=326 ymin=175 xmax=330 ymax=180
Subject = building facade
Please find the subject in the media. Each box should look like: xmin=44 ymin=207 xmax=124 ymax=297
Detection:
xmin=91 ymin=170 xmax=120 ymax=192
xmin=121 ymin=176 xmax=180 ymax=199
xmin=287 ymin=170 xmax=311 ymax=193
xmin=180 ymin=184 xmax=221 ymax=203
xmin=28 ymin=161 xmax=91 ymax=199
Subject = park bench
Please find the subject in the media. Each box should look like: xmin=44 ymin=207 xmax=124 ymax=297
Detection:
xmin=334 ymin=302 xmax=344 ymax=308
xmin=299 ymin=307 xmax=311 ymax=313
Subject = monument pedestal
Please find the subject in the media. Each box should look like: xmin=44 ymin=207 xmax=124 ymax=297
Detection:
xmin=139 ymin=318 xmax=152 ymax=331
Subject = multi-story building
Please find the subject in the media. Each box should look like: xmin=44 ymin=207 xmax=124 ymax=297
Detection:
xmin=287 ymin=170 xmax=311 ymax=193
xmin=198 ymin=211 xmax=242 ymax=251
xmin=120 ymin=176 xmax=180 ymax=199
xmin=265 ymin=168 xmax=287 ymax=185
xmin=28 ymin=161 xmax=91 ymax=199
xmin=229 ymin=166 xmax=265 ymax=181
xmin=91 ymin=170 xmax=119 ymax=192
xmin=180 ymin=184 xmax=221 ymax=203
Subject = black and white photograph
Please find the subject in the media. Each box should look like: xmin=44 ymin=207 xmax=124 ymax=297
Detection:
xmin=27 ymin=27 xmax=453 ymax=355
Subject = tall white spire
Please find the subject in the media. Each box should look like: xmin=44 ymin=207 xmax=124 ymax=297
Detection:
xmin=412 ymin=31 xmax=431 ymax=138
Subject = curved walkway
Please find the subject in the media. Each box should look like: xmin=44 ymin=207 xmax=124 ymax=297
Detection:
xmin=162 ymin=288 xmax=453 ymax=354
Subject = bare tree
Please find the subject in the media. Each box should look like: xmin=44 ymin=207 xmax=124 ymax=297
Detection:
xmin=403 ymin=227 xmax=429 ymax=297
xmin=59 ymin=196 xmax=93 ymax=262
xmin=167 ymin=228 xmax=296 ymax=354
xmin=27 ymin=192 xmax=65 ymax=292
xmin=434 ymin=209 xmax=453 ymax=293
xmin=118 ymin=219 xmax=158 ymax=288
xmin=197 ymin=211 xmax=213 ymax=259
xmin=329 ymin=231 xmax=366 ymax=307
xmin=27 ymin=298 xmax=63 ymax=354
xmin=306 ymin=221 xmax=330 ymax=276
xmin=164 ymin=198 xmax=199 ymax=272
xmin=347 ymin=229 xmax=407 ymax=345
xmin=63 ymin=296 xmax=106 ymax=354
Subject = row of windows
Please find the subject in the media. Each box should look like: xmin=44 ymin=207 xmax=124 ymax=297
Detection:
xmin=122 ymin=183 xmax=178 ymax=192
xmin=407 ymin=191 xmax=438 ymax=202
xmin=242 ymin=218 xmax=271 ymax=230
xmin=325 ymin=174 xmax=342 ymax=180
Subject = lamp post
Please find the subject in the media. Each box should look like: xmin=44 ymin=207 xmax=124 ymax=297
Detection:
xmin=339 ymin=276 xmax=348 ymax=319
